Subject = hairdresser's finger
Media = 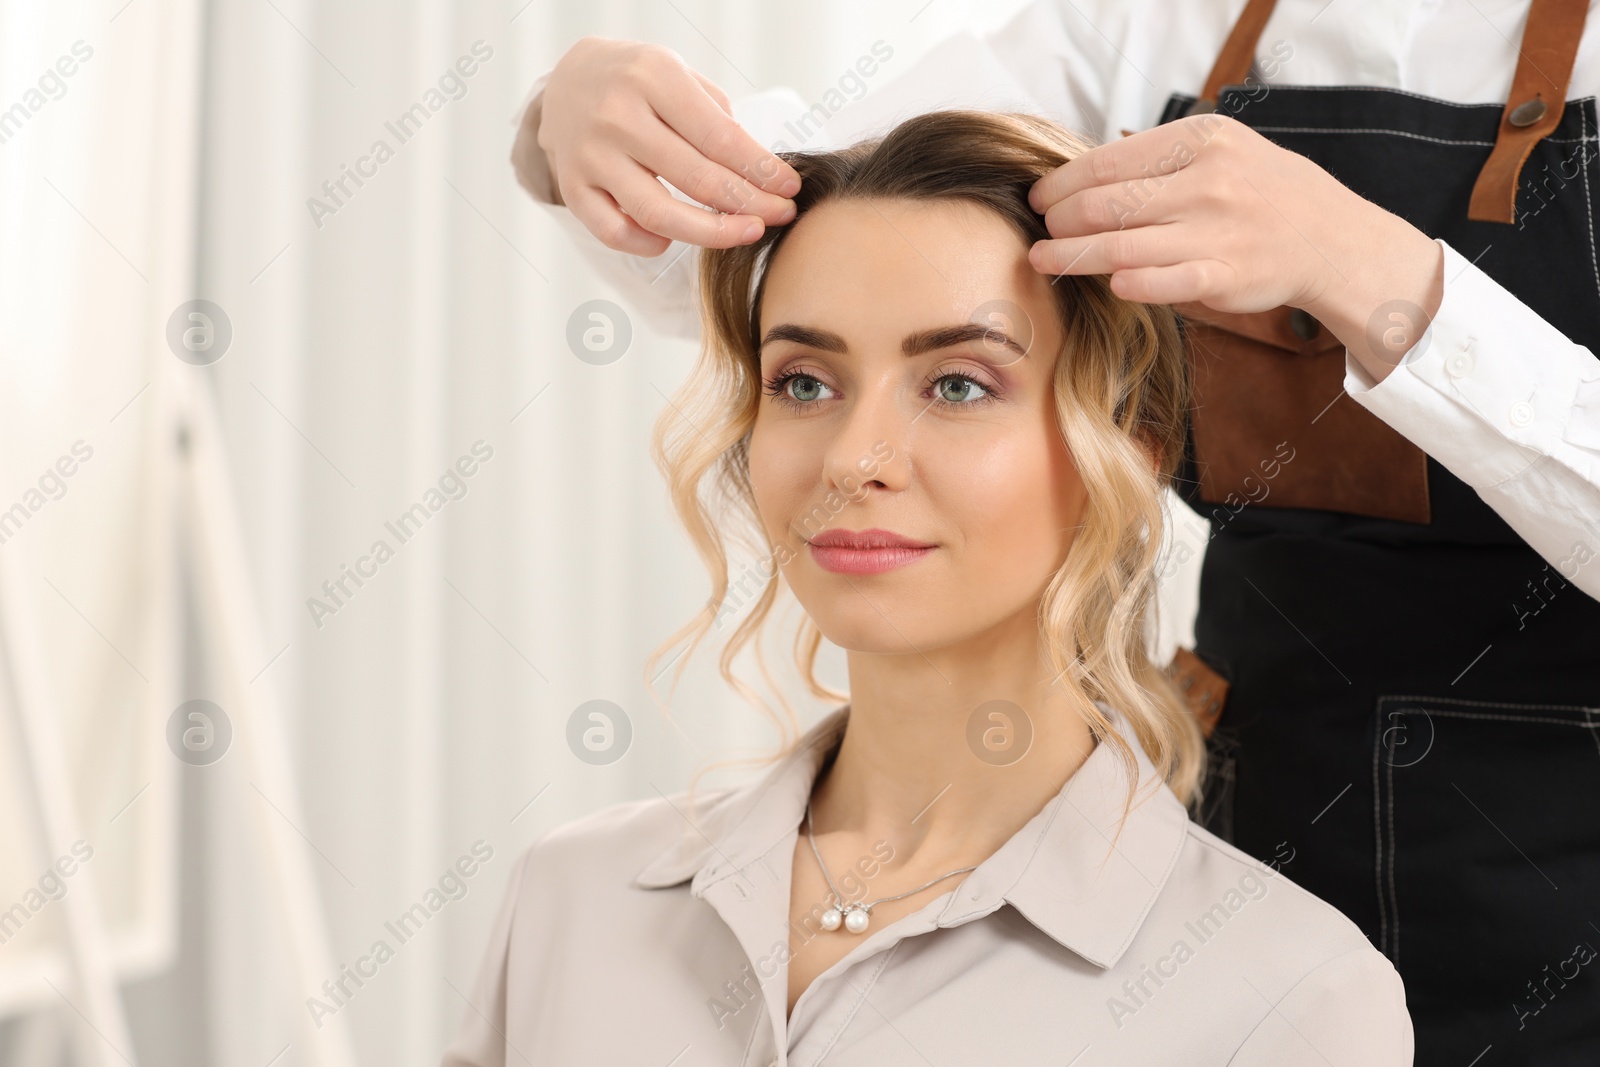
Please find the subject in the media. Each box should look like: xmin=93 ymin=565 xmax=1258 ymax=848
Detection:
xmin=651 ymin=74 xmax=802 ymax=206
xmin=1027 ymin=225 xmax=1190 ymax=278
xmin=689 ymin=69 xmax=734 ymax=114
xmin=564 ymin=182 xmax=674 ymax=256
xmin=608 ymin=161 xmax=770 ymax=249
xmin=633 ymin=125 xmax=799 ymax=226
xmin=1028 ymin=115 xmax=1218 ymax=212
xmin=1041 ymin=178 xmax=1190 ymax=239
xmin=678 ymin=67 xmax=796 ymax=220
xmin=1107 ymin=260 xmax=1238 ymax=305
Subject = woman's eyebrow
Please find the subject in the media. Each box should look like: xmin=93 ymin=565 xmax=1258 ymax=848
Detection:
xmin=902 ymin=323 xmax=1026 ymax=359
xmin=758 ymin=322 xmax=1026 ymax=358
xmin=759 ymin=323 xmax=848 ymax=352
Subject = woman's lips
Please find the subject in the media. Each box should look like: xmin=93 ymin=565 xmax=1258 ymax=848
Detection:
xmin=807 ymin=528 xmax=935 ymax=575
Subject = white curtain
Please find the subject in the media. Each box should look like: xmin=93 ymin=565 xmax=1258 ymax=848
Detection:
xmin=0 ymin=0 xmax=199 ymax=1062
xmin=0 ymin=1 xmax=1203 ymax=1063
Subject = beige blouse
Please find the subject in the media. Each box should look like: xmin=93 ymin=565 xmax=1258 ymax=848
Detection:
xmin=440 ymin=706 xmax=1413 ymax=1066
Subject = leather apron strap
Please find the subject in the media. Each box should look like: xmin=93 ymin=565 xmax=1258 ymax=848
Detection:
xmin=1191 ymin=0 xmax=1279 ymax=112
xmin=1190 ymin=0 xmax=1590 ymax=225
xmin=1468 ymin=0 xmax=1590 ymax=223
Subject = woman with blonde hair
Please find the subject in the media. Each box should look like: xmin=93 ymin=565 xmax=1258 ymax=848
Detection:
xmin=442 ymin=109 xmax=1411 ymax=1066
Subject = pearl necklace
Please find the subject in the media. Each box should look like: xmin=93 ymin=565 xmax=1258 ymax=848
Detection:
xmin=803 ymin=799 xmax=979 ymax=935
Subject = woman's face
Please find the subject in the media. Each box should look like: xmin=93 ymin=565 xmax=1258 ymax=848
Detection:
xmin=747 ymin=196 xmax=1088 ymax=655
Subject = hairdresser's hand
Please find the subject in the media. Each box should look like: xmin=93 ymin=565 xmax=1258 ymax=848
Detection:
xmin=519 ymin=36 xmax=801 ymax=256
xmin=1026 ymin=113 xmax=1443 ymax=383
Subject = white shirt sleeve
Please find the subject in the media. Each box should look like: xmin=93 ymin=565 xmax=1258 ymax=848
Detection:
xmin=509 ymin=0 xmax=1111 ymax=340
xmin=1344 ymin=239 xmax=1600 ymax=601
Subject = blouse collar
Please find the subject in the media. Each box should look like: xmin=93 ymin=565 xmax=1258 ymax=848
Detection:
xmin=633 ymin=701 xmax=1190 ymax=969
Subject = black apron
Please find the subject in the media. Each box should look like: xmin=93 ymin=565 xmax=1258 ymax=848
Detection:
xmin=1157 ymin=2 xmax=1600 ymax=1063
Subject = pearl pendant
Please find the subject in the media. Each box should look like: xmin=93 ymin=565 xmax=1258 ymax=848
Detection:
xmin=819 ymin=906 xmax=842 ymax=932
xmin=843 ymin=906 xmax=870 ymax=934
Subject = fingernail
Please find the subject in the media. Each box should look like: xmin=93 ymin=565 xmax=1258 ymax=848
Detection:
xmin=777 ymin=177 xmax=800 ymax=197
xmin=742 ymin=219 xmax=764 ymax=241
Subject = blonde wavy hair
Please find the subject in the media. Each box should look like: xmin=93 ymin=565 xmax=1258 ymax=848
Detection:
xmin=646 ymin=109 xmax=1205 ymax=814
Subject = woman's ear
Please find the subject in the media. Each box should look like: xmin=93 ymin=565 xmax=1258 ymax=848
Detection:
xmin=1135 ymin=431 xmax=1162 ymax=479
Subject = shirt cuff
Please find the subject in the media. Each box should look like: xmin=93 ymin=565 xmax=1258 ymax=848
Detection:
xmin=1344 ymin=238 xmax=1600 ymax=490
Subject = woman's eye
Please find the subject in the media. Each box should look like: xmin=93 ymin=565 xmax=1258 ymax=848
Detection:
xmin=785 ymin=375 xmax=832 ymax=403
xmin=935 ymin=374 xmax=989 ymax=404
xmin=761 ymin=371 xmax=838 ymax=404
xmin=767 ymin=371 xmax=989 ymax=407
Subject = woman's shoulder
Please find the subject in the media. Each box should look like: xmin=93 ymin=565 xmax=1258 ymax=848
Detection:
xmin=510 ymin=784 xmax=745 ymax=890
xmin=1138 ymin=820 xmax=1412 ymax=1059
xmin=1171 ymin=820 xmax=1369 ymax=944
xmin=1164 ymin=820 xmax=1407 ymax=1000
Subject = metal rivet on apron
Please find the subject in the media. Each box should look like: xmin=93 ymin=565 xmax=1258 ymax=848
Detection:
xmin=1289 ymin=308 xmax=1320 ymax=341
xmin=1509 ymin=98 xmax=1547 ymax=127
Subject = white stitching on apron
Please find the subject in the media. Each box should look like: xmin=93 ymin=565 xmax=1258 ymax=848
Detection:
xmin=1247 ymin=126 xmax=1496 ymax=147
xmin=1374 ymin=695 xmax=1600 ymax=964
xmin=1578 ymin=102 xmax=1600 ymax=306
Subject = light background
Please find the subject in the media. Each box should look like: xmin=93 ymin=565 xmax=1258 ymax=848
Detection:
xmin=0 ymin=1 xmax=1207 ymax=1063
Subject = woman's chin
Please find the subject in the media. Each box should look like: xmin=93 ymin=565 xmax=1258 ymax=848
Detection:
xmin=805 ymin=610 xmax=958 ymax=658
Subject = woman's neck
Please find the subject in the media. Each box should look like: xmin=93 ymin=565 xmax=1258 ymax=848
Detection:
xmin=808 ymin=610 xmax=1098 ymax=870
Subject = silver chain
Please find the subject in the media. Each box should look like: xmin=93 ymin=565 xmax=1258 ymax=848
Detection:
xmin=804 ymin=798 xmax=978 ymax=916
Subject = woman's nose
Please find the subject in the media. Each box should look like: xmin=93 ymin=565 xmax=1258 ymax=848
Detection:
xmin=822 ymin=381 xmax=909 ymax=498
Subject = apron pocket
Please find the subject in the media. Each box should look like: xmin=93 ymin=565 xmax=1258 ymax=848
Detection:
xmin=1373 ymin=694 xmax=1600 ymax=1065
xmin=1176 ymin=302 xmax=1432 ymax=523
